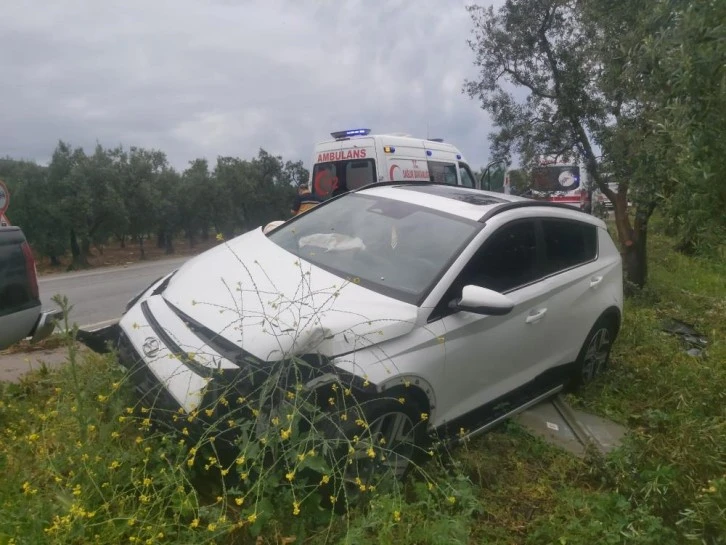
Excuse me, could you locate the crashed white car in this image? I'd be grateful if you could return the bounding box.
[103,183,623,475]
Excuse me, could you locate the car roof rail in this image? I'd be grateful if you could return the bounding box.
[478,200,591,223]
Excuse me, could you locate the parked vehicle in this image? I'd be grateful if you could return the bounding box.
[482,158,591,211]
[308,128,479,199]
[81,183,623,478]
[0,226,61,350]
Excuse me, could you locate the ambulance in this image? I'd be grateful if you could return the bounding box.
[308,128,479,199]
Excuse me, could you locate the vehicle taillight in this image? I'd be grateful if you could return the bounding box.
[21,241,39,300]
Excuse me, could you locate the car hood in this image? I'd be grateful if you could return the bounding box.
[160,227,418,361]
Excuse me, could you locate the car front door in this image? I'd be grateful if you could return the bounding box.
[429,219,555,428]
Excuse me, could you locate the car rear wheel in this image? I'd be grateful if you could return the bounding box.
[573,316,617,388]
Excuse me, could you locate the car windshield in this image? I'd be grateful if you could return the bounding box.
[268,193,480,304]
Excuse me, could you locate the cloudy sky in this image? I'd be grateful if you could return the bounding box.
[1,0,503,171]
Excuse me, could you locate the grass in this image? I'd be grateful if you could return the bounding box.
[1,228,724,544]
[0,334,66,356]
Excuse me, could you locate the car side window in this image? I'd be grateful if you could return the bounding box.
[469,220,540,293]
[428,220,540,321]
[541,219,597,275]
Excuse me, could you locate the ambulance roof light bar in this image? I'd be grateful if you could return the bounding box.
[331,128,371,140]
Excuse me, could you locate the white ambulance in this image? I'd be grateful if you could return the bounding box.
[308,129,479,199]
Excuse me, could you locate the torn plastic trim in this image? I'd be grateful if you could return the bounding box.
[163,297,261,368]
[140,300,216,379]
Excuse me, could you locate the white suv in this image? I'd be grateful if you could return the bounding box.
[108,183,623,477]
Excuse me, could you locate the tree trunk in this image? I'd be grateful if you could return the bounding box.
[82,237,94,258]
[119,235,126,249]
[164,233,175,255]
[137,235,146,260]
[69,229,89,270]
[612,195,656,290]
[50,255,61,267]
[201,227,209,241]
[157,229,165,249]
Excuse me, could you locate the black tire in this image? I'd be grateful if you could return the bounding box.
[320,395,429,507]
[571,315,617,389]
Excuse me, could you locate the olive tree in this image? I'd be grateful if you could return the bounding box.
[464,0,659,287]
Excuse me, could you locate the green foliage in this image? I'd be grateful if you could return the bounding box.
[0,142,302,267]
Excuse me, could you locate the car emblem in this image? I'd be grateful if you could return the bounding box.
[142,337,161,358]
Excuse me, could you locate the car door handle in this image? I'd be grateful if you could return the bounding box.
[589,276,604,288]
[525,308,548,324]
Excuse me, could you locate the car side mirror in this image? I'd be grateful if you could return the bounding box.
[448,285,514,316]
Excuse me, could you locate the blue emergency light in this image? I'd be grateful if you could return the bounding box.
[331,128,371,139]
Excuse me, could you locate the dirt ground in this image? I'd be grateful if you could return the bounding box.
[35,237,221,276]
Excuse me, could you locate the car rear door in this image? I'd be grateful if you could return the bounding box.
[528,217,608,371]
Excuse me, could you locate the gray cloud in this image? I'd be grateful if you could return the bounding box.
[1,0,502,171]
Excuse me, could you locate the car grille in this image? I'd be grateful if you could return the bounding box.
[117,331,181,415]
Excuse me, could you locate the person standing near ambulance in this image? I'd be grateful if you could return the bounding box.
[290,181,322,216]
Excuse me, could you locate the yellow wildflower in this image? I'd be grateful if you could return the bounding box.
[235,497,244,506]
[286,471,295,482]
[393,511,401,522]
[293,502,300,516]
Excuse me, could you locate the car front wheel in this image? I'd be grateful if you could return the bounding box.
[323,395,429,495]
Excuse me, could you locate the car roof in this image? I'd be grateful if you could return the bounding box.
[355,183,605,227]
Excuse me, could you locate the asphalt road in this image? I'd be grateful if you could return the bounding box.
[39,257,189,329]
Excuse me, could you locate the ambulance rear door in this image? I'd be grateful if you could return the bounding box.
[311,137,378,199]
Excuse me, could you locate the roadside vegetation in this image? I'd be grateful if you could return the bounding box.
[1,225,723,545]
[0,147,303,271]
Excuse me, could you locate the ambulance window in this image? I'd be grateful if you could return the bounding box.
[458,163,476,188]
[428,161,458,186]
[346,159,376,190]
